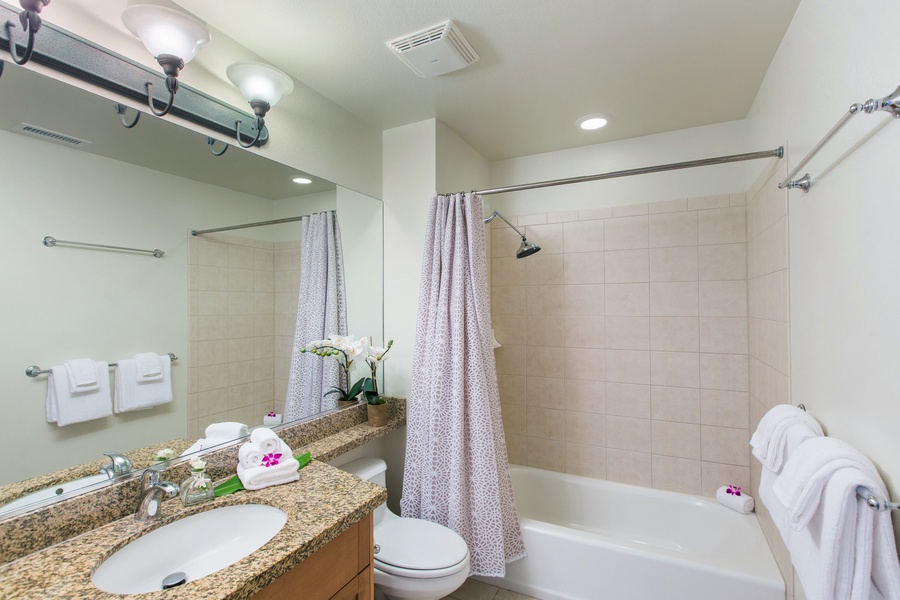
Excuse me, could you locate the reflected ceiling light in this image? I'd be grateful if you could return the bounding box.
[577,114,609,130]
[122,4,211,117]
[226,61,294,149]
[292,177,312,184]
[3,0,51,65]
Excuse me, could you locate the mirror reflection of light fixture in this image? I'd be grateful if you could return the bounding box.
[226,61,294,148]
[3,0,50,65]
[121,4,210,118]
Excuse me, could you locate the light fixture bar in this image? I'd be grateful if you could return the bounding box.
[0,1,267,145]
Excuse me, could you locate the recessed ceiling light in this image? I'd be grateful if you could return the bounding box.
[577,114,608,130]
[292,177,312,184]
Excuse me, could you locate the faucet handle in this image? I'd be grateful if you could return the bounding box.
[141,464,167,490]
[100,452,133,478]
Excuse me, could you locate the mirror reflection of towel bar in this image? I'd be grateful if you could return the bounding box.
[25,353,178,378]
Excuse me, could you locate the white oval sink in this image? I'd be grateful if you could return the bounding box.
[0,473,111,515]
[92,504,287,594]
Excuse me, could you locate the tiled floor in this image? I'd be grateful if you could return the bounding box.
[440,578,543,600]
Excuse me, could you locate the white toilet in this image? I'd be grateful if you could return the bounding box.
[340,457,470,600]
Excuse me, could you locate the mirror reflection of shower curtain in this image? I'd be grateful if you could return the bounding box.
[285,211,347,420]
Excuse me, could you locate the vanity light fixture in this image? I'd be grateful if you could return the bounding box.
[226,61,294,148]
[3,0,50,65]
[121,4,211,118]
[576,114,609,130]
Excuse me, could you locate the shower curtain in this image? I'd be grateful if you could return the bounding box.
[401,192,526,577]
[284,211,347,420]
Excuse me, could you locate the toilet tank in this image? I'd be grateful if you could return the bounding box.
[339,457,387,488]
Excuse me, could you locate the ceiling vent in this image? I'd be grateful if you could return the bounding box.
[387,20,479,78]
[12,123,91,147]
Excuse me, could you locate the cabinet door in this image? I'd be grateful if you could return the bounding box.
[330,570,372,600]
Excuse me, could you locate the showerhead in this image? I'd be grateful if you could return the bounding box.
[516,238,541,259]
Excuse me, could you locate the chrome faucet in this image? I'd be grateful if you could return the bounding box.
[100,451,133,478]
[136,464,179,522]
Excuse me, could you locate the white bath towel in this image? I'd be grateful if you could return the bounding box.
[236,450,300,491]
[46,364,112,426]
[716,486,754,513]
[773,437,883,532]
[64,358,101,393]
[134,352,164,381]
[179,422,251,456]
[250,427,292,457]
[750,404,823,472]
[238,442,263,469]
[113,355,172,413]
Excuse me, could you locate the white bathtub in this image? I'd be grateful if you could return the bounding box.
[477,466,784,600]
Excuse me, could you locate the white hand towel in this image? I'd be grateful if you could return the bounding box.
[237,456,300,490]
[205,422,250,440]
[134,352,164,381]
[250,427,292,457]
[113,356,173,413]
[750,404,823,472]
[64,358,100,393]
[238,442,263,469]
[773,437,883,532]
[45,364,112,426]
[716,486,754,513]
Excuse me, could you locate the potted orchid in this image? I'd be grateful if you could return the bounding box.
[364,339,393,426]
[300,334,368,403]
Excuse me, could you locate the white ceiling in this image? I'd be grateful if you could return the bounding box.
[174,0,801,162]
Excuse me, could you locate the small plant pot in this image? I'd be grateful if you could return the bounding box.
[367,402,389,427]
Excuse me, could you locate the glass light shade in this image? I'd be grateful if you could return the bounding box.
[227,61,295,107]
[122,5,211,64]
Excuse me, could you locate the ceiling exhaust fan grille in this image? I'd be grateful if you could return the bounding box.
[391,24,447,52]
[13,123,91,147]
[387,20,479,78]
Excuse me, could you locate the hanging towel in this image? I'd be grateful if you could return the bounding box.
[63,358,101,393]
[113,354,172,413]
[134,352,164,381]
[46,363,112,426]
[750,404,823,472]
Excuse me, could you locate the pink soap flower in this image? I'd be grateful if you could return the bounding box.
[726,485,742,496]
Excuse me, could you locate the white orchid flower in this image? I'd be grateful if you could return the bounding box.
[190,458,207,471]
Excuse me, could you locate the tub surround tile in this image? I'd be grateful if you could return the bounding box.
[605,249,650,283]
[526,437,566,472]
[605,383,651,418]
[606,416,651,452]
[651,420,701,459]
[564,412,606,447]
[605,283,649,316]
[652,455,701,495]
[606,449,652,487]
[565,444,607,479]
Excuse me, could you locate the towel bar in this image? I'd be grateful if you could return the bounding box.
[25,353,178,378]
[857,487,900,512]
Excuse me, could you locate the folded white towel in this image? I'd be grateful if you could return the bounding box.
[716,486,754,513]
[64,358,100,393]
[750,404,823,472]
[205,422,250,440]
[134,352,163,381]
[237,455,300,490]
[239,442,263,469]
[113,356,172,413]
[773,437,883,532]
[46,364,112,426]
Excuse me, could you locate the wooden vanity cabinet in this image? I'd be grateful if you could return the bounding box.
[252,512,374,600]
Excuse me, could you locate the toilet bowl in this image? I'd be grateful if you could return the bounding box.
[340,458,470,600]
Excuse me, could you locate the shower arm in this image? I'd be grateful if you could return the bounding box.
[484,211,527,240]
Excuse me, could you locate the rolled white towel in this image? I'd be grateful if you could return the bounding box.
[251,427,291,457]
[263,413,283,426]
[237,456,300,491]
[205,422,250,440]
[64,358,101,393]
[717,485,754,514]
[238,442,263,469]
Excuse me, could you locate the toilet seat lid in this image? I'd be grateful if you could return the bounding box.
[374,518,469,572]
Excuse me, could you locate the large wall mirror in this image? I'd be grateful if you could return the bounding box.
[0,60,383,515]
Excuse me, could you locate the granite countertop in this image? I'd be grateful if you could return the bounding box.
[0,460,386,600]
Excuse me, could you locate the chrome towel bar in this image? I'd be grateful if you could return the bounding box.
[25,353,178,378]
[42,236,164,258]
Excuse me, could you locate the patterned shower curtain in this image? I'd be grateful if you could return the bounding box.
[401,192,526,577]
[284,211,347,420]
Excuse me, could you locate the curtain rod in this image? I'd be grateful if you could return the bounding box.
[191,210,335,236]
[451,147,784,197]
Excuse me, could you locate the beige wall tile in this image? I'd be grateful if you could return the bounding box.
[565,411,606,446]
[198,315,227,341]
[566,444,607,479]
[198,239,229,267]
[700,353,749,392]
[199,266,229,291]
[497,374,526,405]
[648,198,687,214]
[699,281,748,317]
[527,316,566,347]
[606,349,650,384]
[494,345,526,376]
[652,455,701,494]
[528,407,565,440]
[493,315,526,346]
[605,317,650,350]
[700,389,749,428]
[492,286,527,316]
[651,385,700,423]
[526,376,565,409]
[651,420,701,459]
[505,434,526,465]
[199,291,228,315]
[525,253,565,285]
[606,382,651,418]
[607,449,652,486]
[526,437,565,472]
[563,252,605,284]
[649,211,698,248]
[565,379,606,413]
[700,462,750,498]
[526,285,565,316]
[650,351,700,388]
[699,244,747,281]
[198,340,228,366]
[649,282,699,317]
[701,425,750,466]
[526,345,566,378]
[548,210,579,223]
[605,283,650,316]
[518,213,547,226]
[563,284,604,316]
[501,404,526,436]
[579,207,612,221]
[698,207,747,245]
[700,317,748,354]
[650,246,698,282]
[564,348,605,381]
[688,194,730,211]
[612,203,649,217]
[650,317,699,352]
[228,244,255,269]
[492,257,525,287]
[563,220,604,253]
[605,249,649,283]
[606,416,652,451]
[605,216,649,250]
[229,269,255,293]
[491,226,521,258]
[565,315,605,348]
